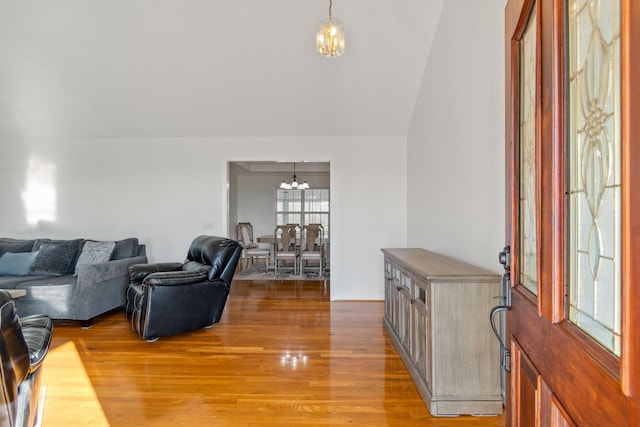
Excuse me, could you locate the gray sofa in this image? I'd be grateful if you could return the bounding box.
[0,237,147,327]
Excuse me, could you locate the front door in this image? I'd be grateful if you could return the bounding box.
[504,0,639,425]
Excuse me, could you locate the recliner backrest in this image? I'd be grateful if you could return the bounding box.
[184,236,242,284]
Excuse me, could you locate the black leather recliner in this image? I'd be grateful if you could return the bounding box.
[0,290,53,427]
[124,236,242,342]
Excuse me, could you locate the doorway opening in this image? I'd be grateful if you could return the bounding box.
[227,161,331,281]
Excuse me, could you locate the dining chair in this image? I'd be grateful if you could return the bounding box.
[236,222,270,270]
[300,224,324,276]
[274,224,300,276]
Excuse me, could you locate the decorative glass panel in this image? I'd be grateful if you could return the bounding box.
[519,4,538,295]
[567,0,621,355]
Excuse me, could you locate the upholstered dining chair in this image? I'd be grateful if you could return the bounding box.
[125,236,242,342]
[300,224,324,276]
[236,222,270,270]
[274,224,300,277]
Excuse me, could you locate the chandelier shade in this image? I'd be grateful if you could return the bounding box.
[279,163,309,190]
[316,0,345,58]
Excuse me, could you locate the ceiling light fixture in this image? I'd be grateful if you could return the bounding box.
[316,0,345,58]
[279,163,310,190]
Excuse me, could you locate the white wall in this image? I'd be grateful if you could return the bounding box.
[407,0,505,273]
[0,136,407,300]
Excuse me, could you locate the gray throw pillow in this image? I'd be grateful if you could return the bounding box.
[75,241,116,275]
[0,251,40,276]
[110,238,139,260]
[30,241,81,276]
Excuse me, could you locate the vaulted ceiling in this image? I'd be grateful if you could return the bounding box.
[0,0,444,138]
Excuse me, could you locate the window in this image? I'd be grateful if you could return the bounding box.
[276,189,330,238]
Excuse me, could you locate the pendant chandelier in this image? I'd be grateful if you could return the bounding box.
[279,163,310,190]
[316,0,345,58]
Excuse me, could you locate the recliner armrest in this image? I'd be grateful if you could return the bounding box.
[128,262,183,283]
[143,270,209,287]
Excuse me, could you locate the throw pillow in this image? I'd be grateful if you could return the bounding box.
[75,241,116,275]
[110,238,139,260]
[0,251,40,276]
[30,241,81,276]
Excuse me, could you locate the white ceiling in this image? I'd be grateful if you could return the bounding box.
[0,0,444,138]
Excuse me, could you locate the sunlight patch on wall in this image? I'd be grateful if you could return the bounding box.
[21,157,57,226]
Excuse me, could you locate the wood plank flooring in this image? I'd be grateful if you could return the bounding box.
[42,280,505,426]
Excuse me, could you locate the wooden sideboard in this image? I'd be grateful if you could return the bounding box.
[382,248,503,416]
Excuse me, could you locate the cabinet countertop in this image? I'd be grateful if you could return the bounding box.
[381,248,500,283]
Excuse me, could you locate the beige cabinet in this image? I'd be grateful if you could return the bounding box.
[382,248,502,416]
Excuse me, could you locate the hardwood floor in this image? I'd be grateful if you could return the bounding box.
[42,280,505,426]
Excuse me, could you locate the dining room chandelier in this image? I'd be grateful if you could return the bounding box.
[279,163,310,190]
[316,0,345,58]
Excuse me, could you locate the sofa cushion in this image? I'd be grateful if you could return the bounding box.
[111,238,139,260]
[30,241,82,276]
[74,241,116,275]
[0,275,52,288]
[0,251,40,276]
[0,238,35,257]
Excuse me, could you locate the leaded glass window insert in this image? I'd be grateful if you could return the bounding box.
[519,3,538,295]
[567,0,621,356]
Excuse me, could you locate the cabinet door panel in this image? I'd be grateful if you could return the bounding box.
[398,286,412,351]
[412,278,431,389]
[412,304,430,389]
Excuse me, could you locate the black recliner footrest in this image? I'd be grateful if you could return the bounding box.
[21,325,53,371]
[20,314,53,332]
